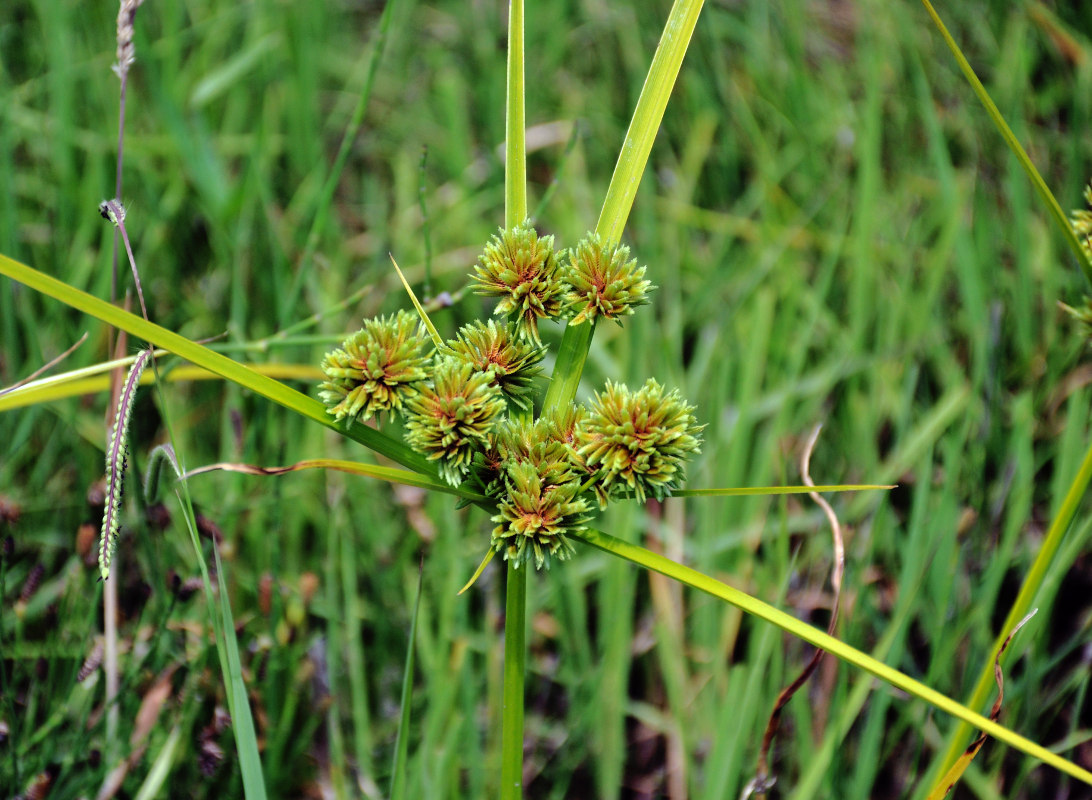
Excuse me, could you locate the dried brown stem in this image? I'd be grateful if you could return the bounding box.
[746,425,845,799]
[0,333,88,397]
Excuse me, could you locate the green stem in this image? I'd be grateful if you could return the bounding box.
[934,435,1092,777]
[505,0,526,228]
[500,3,528,794]
[500,562,527,799]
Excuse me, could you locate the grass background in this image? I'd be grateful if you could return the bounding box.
[3,0,1092,797]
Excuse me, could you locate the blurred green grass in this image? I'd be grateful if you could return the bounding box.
[3,0,1092,797]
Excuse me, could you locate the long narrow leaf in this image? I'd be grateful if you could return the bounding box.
[0,362,323,413]
[183,457,485,501]
[545,0,704,412]
[390,561,425,800]
[213,543,268,798]
[0,253,435,476]
[572,526,1092,786]
[935,435,1092,777]
[919,0,1092,287]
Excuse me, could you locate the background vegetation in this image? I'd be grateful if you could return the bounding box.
[3,0,1092,797]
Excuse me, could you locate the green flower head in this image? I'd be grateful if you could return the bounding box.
[441,320,545,411]
[403,359,507,486]
[1064,183,1092,340]
[493,415,580,490]
[471,220,564,344]
[1072,182,1092,259]
[319,310,431,423]
[490,461,588,570]
[578,379,703,507]
[562,233,653,326]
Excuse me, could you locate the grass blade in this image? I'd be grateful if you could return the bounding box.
[212,543,268,798]
[572,526,1092,787]
[933,435,1092,779]
[0,252,436,475]
[184,457,486,501]
[919,0,1092,287]
[390,560,425,800]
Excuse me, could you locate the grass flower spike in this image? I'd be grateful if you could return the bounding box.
[562,233,653,326]
[578,378,703,507]
[491,461,588,570]
[319,310,431,423]
[442,320,545,411]
[99,347,152,580]
[471,220,564,344]
[403,359,507,486]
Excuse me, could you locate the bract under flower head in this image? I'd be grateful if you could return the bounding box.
[403,359,506,486]
[578,378,703,507]
[441,320,544,411]
[319,310,430,423]
[471,220,564,344]
[562,233,653,326]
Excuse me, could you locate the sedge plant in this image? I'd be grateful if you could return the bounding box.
[5,0,1092,797]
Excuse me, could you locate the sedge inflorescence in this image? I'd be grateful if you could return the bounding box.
[1062,182,1092,332]
[319,221,703,569]
[319,310,430,422]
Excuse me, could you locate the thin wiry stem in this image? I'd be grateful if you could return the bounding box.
[0,333,87,397]
[110,0,143,305]
[748,426,845,800]
[104,0,144,759]
[100,199,148,322]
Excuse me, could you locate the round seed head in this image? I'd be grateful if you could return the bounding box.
[493,415,581,489]
[403,359,507,486]
[319,310,431,423]
[471,221,564,344]
[490,461,588,570]
[562,233,653,326]
[441,320,545,411]
[578,379,703,507]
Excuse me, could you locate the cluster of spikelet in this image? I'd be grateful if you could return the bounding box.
[1062,183,1092,330]
[319,221,703,569]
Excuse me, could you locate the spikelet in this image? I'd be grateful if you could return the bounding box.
[99,348,152,581]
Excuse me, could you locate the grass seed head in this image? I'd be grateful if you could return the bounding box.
[1063,182,1092,336]
[490,461,587,570]
[493,414,581,490]
[441,319,545,411]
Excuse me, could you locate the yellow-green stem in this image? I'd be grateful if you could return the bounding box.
[501,1,529,796]
[504,0,526,228]
[500,562,527,799]
[919,0,1092,289]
